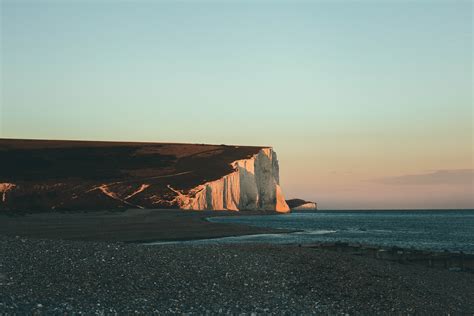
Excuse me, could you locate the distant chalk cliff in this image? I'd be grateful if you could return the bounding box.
[286,199,317,211]
[0,139,289,213]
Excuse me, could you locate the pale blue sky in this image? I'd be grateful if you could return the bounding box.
[1,0,472,209]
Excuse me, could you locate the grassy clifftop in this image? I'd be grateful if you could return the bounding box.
[0,139,266,212]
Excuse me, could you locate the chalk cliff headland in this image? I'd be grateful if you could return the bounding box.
[286,199,318,211]
[0,139,289,212]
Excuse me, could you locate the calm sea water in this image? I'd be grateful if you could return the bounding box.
[184,210,474,253]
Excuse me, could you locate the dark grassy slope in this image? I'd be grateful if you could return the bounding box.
[0,139,265,212]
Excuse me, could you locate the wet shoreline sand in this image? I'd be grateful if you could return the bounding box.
[0,209,291,243]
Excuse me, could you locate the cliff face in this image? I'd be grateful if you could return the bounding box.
[0,139,289,213]
[169,148,289,212]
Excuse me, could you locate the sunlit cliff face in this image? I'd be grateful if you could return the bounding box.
[172,148,290,212]
[0,140,290,212]
[0,183,16,202]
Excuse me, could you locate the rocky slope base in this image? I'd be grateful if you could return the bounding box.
[0,139,289,212]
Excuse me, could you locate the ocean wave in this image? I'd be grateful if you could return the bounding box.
[295,230,337,235]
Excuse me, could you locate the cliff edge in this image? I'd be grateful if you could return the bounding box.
[0,139,290,213]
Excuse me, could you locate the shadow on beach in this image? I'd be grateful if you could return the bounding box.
[0,208,289,242]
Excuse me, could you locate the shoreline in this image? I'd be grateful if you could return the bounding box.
[1,209,471,257]
[142,230,474,273]
[2,208,472,274]
[0,209,291,243]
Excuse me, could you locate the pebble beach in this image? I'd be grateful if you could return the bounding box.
[1,235,473,314]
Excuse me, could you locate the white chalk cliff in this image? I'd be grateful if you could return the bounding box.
[0,139,291,213]
[291,202,317,211]
[0,183,16,203]
[168,148,290,212]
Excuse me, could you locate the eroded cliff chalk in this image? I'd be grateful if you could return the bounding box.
[0,183,16,202]
[0,139,290,212]
[171,148,290,212]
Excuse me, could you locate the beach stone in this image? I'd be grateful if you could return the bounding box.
[0,236,473,314]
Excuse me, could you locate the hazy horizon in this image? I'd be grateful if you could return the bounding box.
[1,0,472,209]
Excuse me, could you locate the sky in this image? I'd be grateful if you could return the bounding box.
[1,0,472,209]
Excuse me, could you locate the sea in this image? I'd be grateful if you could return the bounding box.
[163,210,474,253]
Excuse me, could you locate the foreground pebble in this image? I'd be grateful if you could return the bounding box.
[0,236,473,314]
